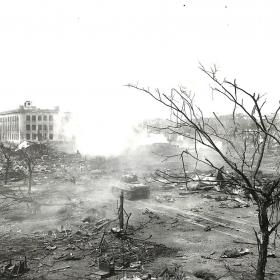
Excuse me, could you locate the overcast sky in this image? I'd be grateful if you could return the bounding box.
[0,0,279,154]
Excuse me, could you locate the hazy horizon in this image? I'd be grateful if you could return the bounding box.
[0,0,279,155]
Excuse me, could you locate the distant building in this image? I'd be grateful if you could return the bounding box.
[0,101,69,143]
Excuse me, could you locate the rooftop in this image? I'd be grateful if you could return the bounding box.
[0,101,59,116]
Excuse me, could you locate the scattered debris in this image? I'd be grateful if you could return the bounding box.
[267,251,277,258]
[201,251,216,260]
[155,195,175,203]
[90,268,112,279]
[221,248,250,258]
[233,240,257,245]
[219,201,249,209]
[82,216,96,223]
[130,261,142,269]
[46,245,57,251]
[0,257,29,277]
[204,225,212,232]
[179,191,199,195]
[49,265,71,273]
[215,196,228,202]
[193,269,217,280]
[233,197,250,207]
[61,252,82,261]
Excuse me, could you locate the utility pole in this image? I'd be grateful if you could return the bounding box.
[119,191,124,230]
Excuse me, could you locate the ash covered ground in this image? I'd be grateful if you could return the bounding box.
[0,144,280,280]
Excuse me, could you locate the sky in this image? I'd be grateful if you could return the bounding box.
[0,0,279,155]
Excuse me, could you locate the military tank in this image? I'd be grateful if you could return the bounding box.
[112,174,150,200]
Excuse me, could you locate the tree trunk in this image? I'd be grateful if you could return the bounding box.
[181,153,188,189]
[4,163,9,185]
[119,191,124,230]
[255,205,269,280]
[28,170,32,194]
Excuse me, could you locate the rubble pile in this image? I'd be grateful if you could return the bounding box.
[0,217,177,279]
[0,257,29,279]
[149,168,257,207]
[0,145,271,279]
[0,149,87,186]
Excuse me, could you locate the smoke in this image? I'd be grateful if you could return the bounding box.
[63,114,167,156]
[60,92,170,156]
[74,119,169,156]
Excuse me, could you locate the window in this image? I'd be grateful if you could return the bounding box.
[26,124,30,130]
[43,124,47,130]
[38,133,42,141]
[49,134,53,140]
[38,125,42,130]
[38,115,42,121]
[49,125,53,131]
[26,115,30,121]
[32,133,36,140]
[26,133,30,140]
[43,115,47,121]
[32,125,36,130]
[32,115,36,121]
[49,115,53,121]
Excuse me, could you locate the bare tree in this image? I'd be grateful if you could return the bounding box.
[127,65,280,280]
[16,142,47,194]
[0,143,15,184]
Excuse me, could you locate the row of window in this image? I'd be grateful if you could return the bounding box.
[26,124,53,131]
[0,123,19,131]
[0,116,19,122]
[26,115,53,121]
[0,133,19,140]
[26,133,54,140]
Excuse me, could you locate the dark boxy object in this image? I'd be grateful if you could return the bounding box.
[112,183,150,200]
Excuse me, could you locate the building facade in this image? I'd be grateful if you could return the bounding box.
[0,101,60,143]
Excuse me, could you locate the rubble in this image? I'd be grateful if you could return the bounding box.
[267,251,277,258]
[0,149,275,279]
[45,245,57,251]
[204,225,212,232]
[130,261,142,269]
[0,213,176,278]
[193,269,217,280]
[49,265,71,273]
[0,257,29,278]
[90,268,112,279]
[155,195,175,203]
[218,201,249,209]
[221,248,250,258]
[56,252,82,261]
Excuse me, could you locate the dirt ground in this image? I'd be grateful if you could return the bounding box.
[1,159,280,280]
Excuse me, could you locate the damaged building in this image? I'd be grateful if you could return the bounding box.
[0,101,74,147]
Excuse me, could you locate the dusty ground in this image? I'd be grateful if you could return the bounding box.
[0,158,280,280]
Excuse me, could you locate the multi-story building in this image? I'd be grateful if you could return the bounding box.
[0,101,60,143]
